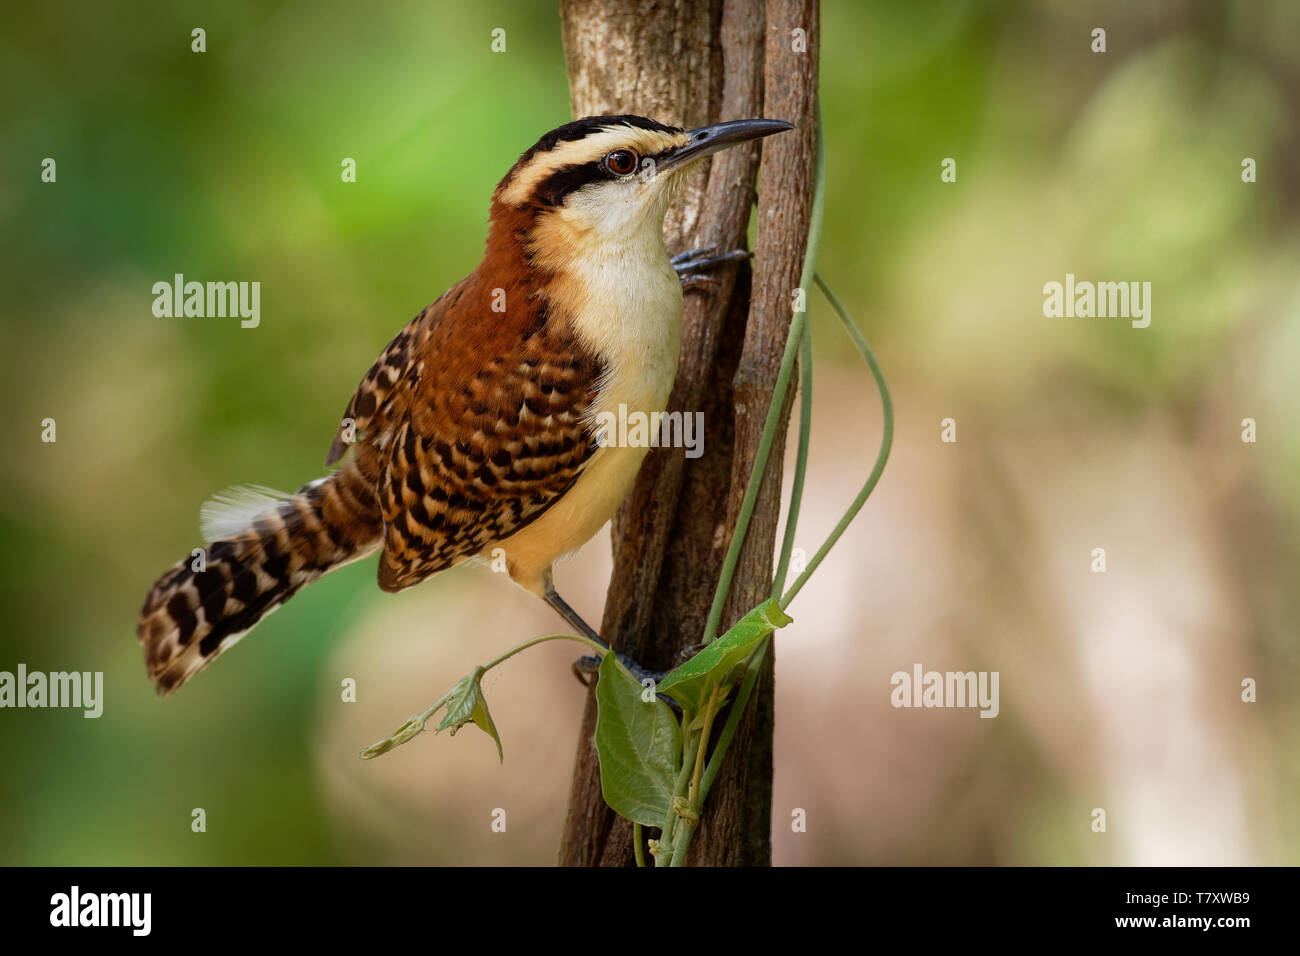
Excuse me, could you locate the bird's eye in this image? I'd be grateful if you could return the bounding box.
[604,149,639,176]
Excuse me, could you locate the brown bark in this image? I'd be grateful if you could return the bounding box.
[557,0,818,867]
[686,0,819,865]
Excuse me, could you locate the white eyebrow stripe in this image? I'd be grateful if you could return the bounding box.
[499,126,689,206]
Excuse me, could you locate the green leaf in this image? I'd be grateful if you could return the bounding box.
[657,599,793,713]
[594,653,681,827]
[359,711,432,759]
[435,666,503,762]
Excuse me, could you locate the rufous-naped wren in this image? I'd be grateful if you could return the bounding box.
[138,114,793,695]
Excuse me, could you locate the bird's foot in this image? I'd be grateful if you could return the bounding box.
[671,244,750,288]
[572,651,664,686]
[542,581,680,711]
[571,652,681,713]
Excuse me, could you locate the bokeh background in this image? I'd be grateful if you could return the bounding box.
[1,0,1296,865]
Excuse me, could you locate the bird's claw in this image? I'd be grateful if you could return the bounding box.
[571,652,681,713]
[671,245,751,288]
[679,275,720,292]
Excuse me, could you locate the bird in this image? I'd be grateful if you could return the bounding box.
[137,113,794,696]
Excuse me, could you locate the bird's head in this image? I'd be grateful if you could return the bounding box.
[490,114,793,264]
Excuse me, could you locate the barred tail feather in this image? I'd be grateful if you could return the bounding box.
[137,463,382,696]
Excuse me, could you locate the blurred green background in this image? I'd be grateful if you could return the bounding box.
[1,0,1297,865]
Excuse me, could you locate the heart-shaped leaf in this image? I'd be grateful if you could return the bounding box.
[594,653,681,827]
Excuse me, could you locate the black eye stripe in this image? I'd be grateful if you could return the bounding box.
[529,148,650,209]
[531,160,604,208]
[500,115,688,207]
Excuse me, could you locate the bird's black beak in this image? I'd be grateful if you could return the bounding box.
[656,118,795,174]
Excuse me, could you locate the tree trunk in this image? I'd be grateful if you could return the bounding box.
[557,0,818,867]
